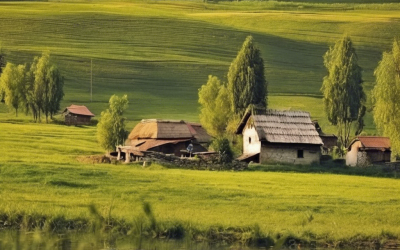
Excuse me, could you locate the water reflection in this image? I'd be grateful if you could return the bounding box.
[0,230,259,250]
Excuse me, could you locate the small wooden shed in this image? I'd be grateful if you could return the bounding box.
[346,136,391,167]
[236,109,323,165]
[313,120,338,153]
[63,105,95,126]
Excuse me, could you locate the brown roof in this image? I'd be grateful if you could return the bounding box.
[130,139,190,151]
[128,119,210,141]
[64,105,95,117]
[349,136,391,150]
[236,109,323,145]
[187,123,212,143]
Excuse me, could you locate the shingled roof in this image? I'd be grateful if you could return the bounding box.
[63,105,95,117]
[236,109,323,145]
[348,136,391,151]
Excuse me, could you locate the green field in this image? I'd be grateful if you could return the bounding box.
[0,119,400,246]
[1,1,400,132]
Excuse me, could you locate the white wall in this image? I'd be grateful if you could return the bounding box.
[346,141,361,166]
[242,122,261,155]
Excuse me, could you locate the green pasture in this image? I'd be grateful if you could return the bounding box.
[0,1,399,133]
[0,119,400,243]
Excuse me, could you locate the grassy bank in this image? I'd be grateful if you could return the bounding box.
[1,1,400,133]
[0,119,399,247]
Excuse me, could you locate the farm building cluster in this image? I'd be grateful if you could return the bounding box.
[62,104,392,167]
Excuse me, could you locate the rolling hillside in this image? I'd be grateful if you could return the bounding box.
[1,1,400,132]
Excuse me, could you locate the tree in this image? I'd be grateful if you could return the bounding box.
[97,94,129,152]
[227,35,268,116]
[210,137,234,163]
[0,63,26,116]
[32,52,64,122]
[198,75,231,137]
[372,39,400,158]
[321,35,366,149]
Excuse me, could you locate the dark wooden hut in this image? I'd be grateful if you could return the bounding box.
[63,105,95,125]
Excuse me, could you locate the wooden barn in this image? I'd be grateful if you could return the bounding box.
[313,120,338,153]
[346,136,391,167]
[63,105,95,125]
[236,109,323,165]
[126,119,211,157]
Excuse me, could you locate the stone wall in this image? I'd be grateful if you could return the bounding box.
[141,151,248,171]
[260,143,321,165]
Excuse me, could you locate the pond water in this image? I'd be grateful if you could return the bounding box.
[1,230,390,250]
[0,230,315,250]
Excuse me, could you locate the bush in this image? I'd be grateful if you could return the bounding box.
[210,137,234,163]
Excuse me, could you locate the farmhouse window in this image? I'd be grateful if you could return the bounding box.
[297,150,304,158]
[249,137,252,144]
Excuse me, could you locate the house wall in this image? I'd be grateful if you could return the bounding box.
[242,121,261,155]
[260,143,321,165]
[65,114,91,126]
[346,141,361,166]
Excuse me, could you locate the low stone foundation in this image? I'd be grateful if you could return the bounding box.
[140,151,248,171]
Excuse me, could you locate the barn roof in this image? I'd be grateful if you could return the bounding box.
[130,138,190,151]
[348,136,391,151]
[236,109,323,145]
[187,123,211,143]
[128,119,210,141]
[64,105,95,117]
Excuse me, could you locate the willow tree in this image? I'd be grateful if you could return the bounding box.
[372,39,400,157]
[321,35,365,149]
[198,75,231,137]
[97,94,129,152]
[227,36,268,117]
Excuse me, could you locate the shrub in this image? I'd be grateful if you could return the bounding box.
[210,137,234,163]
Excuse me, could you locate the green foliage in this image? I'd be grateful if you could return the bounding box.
[210,137,234,163]
[97,94,129,152]
[321,35,366,148]
[31,52,64,122]
[372,39,400,158]
[0,52,64,122]
[198,75,232,137]
[0,62,26,116]
[227,36,268,116]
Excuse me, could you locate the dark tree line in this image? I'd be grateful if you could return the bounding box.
[0,52,64,122]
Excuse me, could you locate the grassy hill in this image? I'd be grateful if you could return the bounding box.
[1,1,400,132]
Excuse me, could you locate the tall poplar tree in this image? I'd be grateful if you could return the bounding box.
[227,36,268,116]
[372,39,400,158]
[321,35,365,149]
[33,52,64,122]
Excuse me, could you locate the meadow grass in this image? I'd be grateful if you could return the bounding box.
[1,1,400,246]
[0,1,399,134]
[0,118,399,246]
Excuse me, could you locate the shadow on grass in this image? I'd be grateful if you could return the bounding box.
[247,160,399,179]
